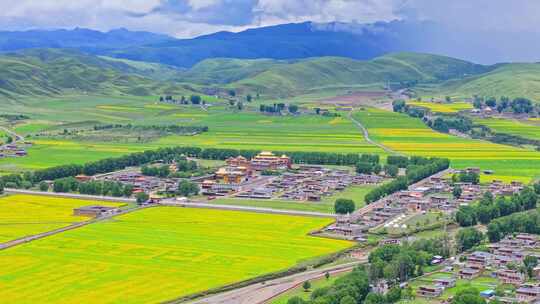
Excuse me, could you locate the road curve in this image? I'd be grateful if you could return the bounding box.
[185,261,364,304]
[347,111,404,156]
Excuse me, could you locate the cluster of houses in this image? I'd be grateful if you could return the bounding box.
[92,170,178,195]
[448,234,540,303]
[413,234,540,302]
[0,141,31,158]
[235,166,381,201]
[329,168,525,240]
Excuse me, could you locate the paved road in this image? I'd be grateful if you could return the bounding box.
[161,200,337,218]
[5,188,136,203]
[348,111,403,156]
[185,261,365,304]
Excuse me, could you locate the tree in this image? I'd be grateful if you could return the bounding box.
[246,94,252,102]
[384,164,399,177]
[288,104,299,113]
[39,181,49,192]
[340,295,356,304]
[228,89,236,97]
[456,228,484,252]
[334,199,355,214]
[365,292,385,304]
[451,287,486,304]
[302,280,311,292]
[178,180,200,197]
[0,181,4,195]
[386,286,402,303]
[287,297,306,304]
[356,161,374,174]
[190,95,201,105]
[453,185,462,198]
[524,255,538,278]
[136,192,149,204]
[324,272,330,280]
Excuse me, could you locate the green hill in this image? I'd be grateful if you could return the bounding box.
[436,63,540,100]
[225,53,491,96]
[0,49,184,98]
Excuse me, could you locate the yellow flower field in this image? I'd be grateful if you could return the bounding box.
[354,108,540,183]
[0,194,124,243]
[408,101,473,113]
[0,207,353,303]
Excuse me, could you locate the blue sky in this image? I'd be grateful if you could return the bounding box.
[2,0,539,38]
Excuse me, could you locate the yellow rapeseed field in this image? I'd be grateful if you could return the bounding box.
[0,207,353,303]
[408,101,473,113]
[0,194,123,243]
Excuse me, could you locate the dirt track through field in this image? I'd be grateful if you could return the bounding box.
[347,111,403,156]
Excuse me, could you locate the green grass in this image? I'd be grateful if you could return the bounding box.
[354,108,540,183]
[407,101,472,113]
[473,117,540,141]
[0,207,353,303]
[209,185,376,214]
[270,272,348,304]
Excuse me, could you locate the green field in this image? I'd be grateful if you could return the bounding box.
[354,108,540,183]
[0,207,353,303]
[473,117,540,141]
[0,194,124,243]
[0,95,384,172]
[209,185,376,213]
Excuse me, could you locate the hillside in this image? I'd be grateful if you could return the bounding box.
[0,49,183,98]
[435,63,540,100]
[186,53,491,96]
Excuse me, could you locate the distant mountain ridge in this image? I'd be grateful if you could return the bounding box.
[0,28,174,53]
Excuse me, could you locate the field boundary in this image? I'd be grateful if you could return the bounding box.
[0,203,148,251]
[5,188,136,203]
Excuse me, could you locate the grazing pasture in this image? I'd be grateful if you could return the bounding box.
[0,194,123,243]
[473,117,540,141]
[354,108,540,183]
[407,101,473,113]
[0,207,352,304]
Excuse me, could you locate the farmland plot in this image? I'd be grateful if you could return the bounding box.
[0,194,123,243]
[354,108,540,182]
[0,207,352,304]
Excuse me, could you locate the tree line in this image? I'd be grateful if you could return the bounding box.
[259,103,298,114]
[51,177,133,197]
[365,157,450,203]
[487,209,540,243]
[0,147,376,189]
[455,187,538,227]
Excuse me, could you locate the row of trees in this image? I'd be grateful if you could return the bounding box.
[259,103,299,114]
[428,115,473,133]
[473,96,536,114]
[487,209,540,243]
[1,147,377,190]
[51,177,133,197]
[452,171,480,184]
[365,157,449,203]
[455,187,538,227]
[159,95,205,105]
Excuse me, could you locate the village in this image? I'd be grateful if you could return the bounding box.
[326,167,525,241]
[407,233,540,303]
